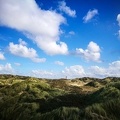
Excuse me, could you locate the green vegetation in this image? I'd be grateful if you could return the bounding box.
[0,74,120,120]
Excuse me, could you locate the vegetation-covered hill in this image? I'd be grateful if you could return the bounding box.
[0,74,120,120]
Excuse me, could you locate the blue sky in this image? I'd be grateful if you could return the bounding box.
[0,0,120,78]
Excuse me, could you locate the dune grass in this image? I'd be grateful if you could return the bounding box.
[0,74,120,120]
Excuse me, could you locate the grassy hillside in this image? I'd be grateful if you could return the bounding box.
[0,74,120,120]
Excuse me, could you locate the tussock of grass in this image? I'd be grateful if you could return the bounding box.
[39,107,80,120]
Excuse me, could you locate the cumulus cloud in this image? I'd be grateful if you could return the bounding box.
[0,63,14,74]
[88,66,107,78]
[118,30,120,38]
[32,70,54,78]
[58,1,76,17]
[62,61,120,78]
[14,63,21,66]
[117,14,120,39]
[0,0,68,55]
[55,61,64,66]
[0,52,5,60]
[26,60,120,78]
[87,60,120,78]
[108,61,120,76]
[8,39,46,63]
[69,31,75,35]
[0,61,120,78]
[76,41,101,62]
[19,39,27,46]
[83,9,98,23]
[62,65,85,78]
[31,65,85,79]
[117,14,120,26]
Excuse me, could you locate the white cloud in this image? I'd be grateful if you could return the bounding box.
[108,61,120,77]
[64,61,120,78]
[87,60,120,78]
[116,14,120,39]
[76,41,101,62]
[58,1,76,17]
[8,39,46,63]
[62,65,85,78]
[0,52,5,60]
[19,38,27,46]
[69,31,75,35]
[118,30,120,38]
[35,37,68,55]
[88,66,107,78]
[117,14,120,26]
[31,65,85,79]
[83,9,98,23]
[0,61,119,78]
[109,60,120,68]
[0,63,14,74]
[30,60,120,79]
[14,63,21,66]
[0,0,68,55]
[32,70,54,78]
[55,61,64,66]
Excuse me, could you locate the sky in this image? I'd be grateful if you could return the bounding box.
[0,0,120,79]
